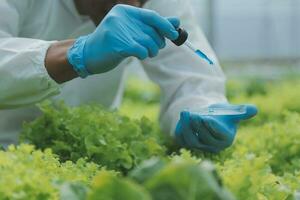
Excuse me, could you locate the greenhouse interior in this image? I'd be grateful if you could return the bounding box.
[0,0,300,199]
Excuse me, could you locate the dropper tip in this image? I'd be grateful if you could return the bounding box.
[195,50,214,66]
[208,59,214,65]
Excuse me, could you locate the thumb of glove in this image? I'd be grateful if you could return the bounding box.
[175,111,201,148]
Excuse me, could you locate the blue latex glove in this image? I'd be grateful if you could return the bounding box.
[175,104,258,153]
[67,4,180,78]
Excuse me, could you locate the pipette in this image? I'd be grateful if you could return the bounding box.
[171,28,214,65]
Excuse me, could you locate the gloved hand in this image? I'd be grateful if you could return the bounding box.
[67,4,180,78]
[175,104,258,153]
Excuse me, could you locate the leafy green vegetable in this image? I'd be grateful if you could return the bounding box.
[21,102,165,174]
[123,78,160,104]
[130,150,234,200]
[130,158,167,184]
[87,171,151,200]
[233,112,300,175]
[0,144,99,200]
[10,77,300,200]
[59,182,89,200]
[226,78,270,100]
[213,112,300,199]
[144,160,234,200]
[230,80,300,125]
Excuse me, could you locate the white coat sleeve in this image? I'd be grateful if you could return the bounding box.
[0,0,59,109]
[142,0,228,136]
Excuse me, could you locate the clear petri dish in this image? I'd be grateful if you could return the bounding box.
[192,106,247,116]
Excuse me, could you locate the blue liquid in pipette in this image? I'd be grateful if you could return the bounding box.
[195,50,214,65]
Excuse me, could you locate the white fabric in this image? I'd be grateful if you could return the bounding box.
[0,0,227,146]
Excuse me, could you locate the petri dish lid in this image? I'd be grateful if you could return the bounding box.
[191,106,247,116]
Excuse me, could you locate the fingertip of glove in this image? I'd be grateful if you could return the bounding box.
[167,17,181,28]
[170,30,179,41]
[240,104,258,120]
[244,104,258,118]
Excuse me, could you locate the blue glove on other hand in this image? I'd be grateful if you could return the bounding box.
[175,104,258,153]
[67,4,180,78]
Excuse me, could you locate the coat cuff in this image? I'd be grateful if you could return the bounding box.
[0,40,60,108]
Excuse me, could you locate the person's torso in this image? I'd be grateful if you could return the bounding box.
[19,0,128,108]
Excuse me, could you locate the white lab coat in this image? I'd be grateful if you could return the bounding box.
[0,0,227,146]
